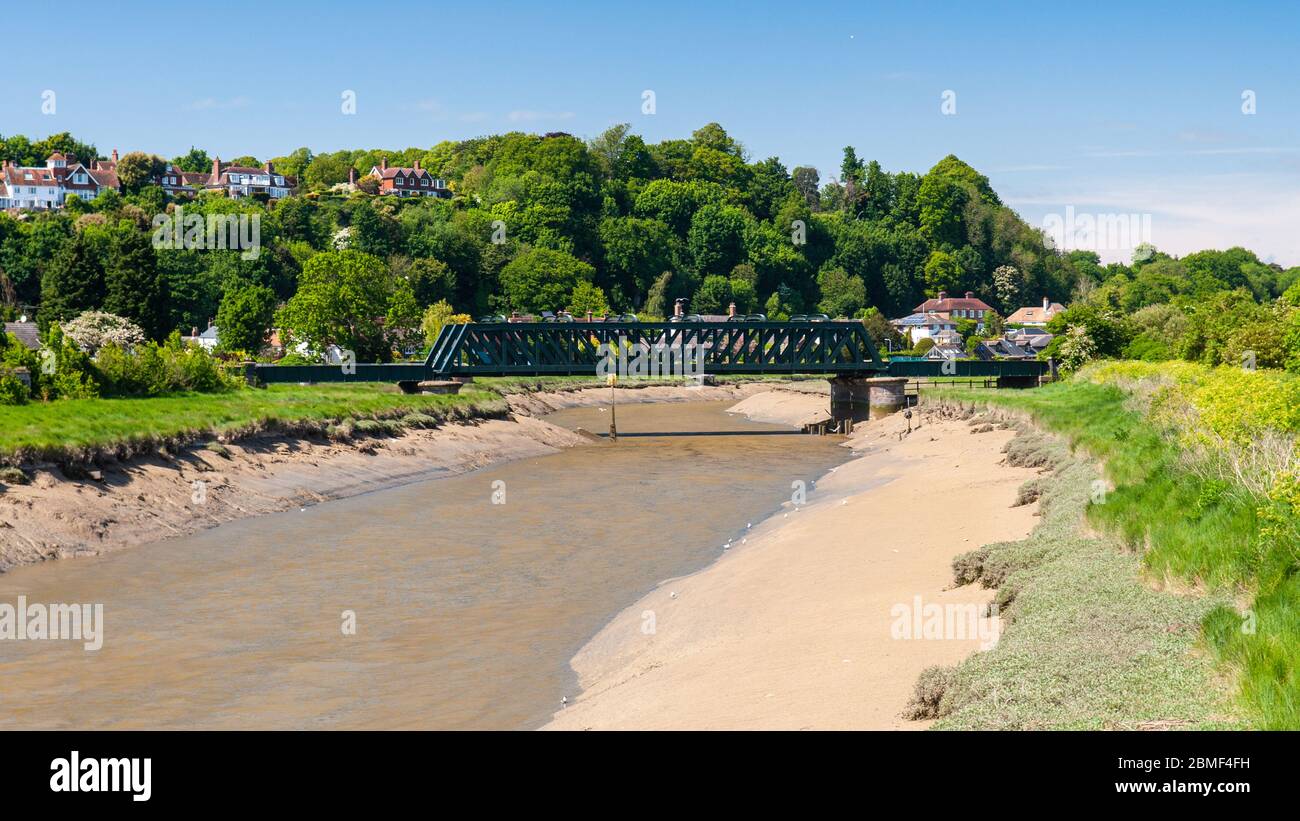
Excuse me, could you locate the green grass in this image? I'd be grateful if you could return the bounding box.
[0,384,503,464]
[929,379,1298,728]
[920,416,1239,728]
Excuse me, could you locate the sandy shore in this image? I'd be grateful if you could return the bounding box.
[544,395,1041,730]
[0,382,771,572]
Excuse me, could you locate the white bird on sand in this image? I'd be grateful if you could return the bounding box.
[670,591,678,599]
[561,696,568,708]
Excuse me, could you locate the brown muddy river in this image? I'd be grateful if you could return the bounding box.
[0,400,850,729]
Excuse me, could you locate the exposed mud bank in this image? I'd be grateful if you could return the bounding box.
[0,382,815,573]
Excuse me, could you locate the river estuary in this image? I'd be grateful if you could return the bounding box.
[0,400,851,729]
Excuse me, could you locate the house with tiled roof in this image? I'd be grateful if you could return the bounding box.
[0,152,119,210]
[200,157,295,199]
[367,157,450,199]
[914,291,996,323]
[1006,297,1066,327]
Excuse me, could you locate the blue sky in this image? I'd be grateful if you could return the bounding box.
[4,0,1298,264]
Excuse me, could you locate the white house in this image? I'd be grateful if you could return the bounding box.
[890,312,958,345]
[0,152,118,210]
[202,158,295,199]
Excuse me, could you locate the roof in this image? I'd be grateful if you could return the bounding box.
[891,311,956,327]
[1006,303,1066,324]
[370,164,444,184]
[914,292,995,313]
[979,338,1036,359]
[3,321,41,350]
[925,343,966,360]
[3,164,60,187]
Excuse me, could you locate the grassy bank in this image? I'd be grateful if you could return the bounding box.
[0,374,803,466]
[911,406,1239,728]
[925,363,1300,729]
[0,384,504,465]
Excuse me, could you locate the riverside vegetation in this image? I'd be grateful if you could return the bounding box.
[912,361,1300,729]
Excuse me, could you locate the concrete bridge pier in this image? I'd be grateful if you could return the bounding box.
[829,376,909,431]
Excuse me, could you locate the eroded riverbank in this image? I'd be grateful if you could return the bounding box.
[0,382,774,572]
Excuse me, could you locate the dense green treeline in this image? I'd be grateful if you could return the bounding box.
[3,124,1299,367]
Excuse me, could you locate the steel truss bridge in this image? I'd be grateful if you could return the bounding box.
[249,320,1050,384]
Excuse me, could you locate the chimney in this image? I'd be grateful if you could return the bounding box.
[413,159,421,170]
[380,156,388,172]
[263,161,275,174]
[965,291,974,299]
[212,157,221,179]
[1043,296,1050,311]
[937,291,948,301]
[112,149,118,163]
[191,326,198,338]
[348,167,356,185]
[728,301,737,317]
[674,298,686,318]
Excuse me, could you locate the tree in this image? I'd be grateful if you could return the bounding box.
[693,275,734,315]
[923,250,963,296]
[421,300,471,347]
[857,306,903,349]
[385,279,424,356]
[104,223,167,339]
[791,166,820,210]
[215,282,277,354]
[116,152,165,194]
[816,266,867,317]
[687,203,749,276]
[568,281,610,316]
[61,311,145,355]
[1057,325,1097,373]
[350,202,399,258]
[40,232,105,327]
[277,250,393,362]
[402,257,456,307]
[599,216,679,307]
[498,247,594,314]
[992,265,1022,313]
[173,147,211,173]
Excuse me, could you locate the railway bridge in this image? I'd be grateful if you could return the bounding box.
[249,319,1052,426]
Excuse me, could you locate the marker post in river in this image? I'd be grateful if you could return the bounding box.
[608,373,618,441]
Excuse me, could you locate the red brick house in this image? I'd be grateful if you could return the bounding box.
[914,291,996,322]
[367,157,450,199]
